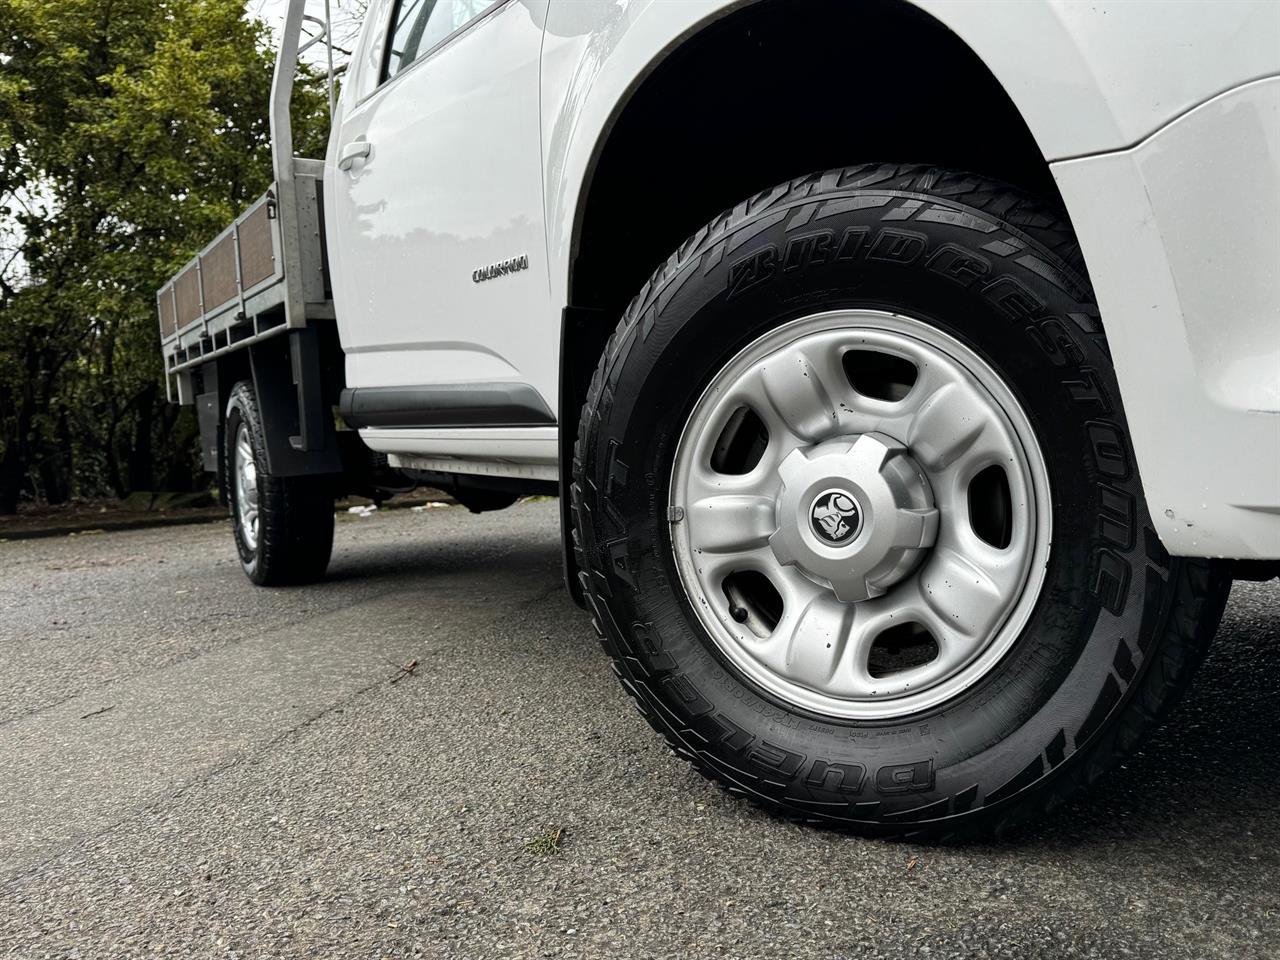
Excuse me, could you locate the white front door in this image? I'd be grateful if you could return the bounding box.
[329,0,555,427]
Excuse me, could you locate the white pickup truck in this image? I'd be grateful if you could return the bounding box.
[158,0,1280,839]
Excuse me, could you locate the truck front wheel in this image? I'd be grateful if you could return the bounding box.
[225,381,335,586]
[571,164,1231,838]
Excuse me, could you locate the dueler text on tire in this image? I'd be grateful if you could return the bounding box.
[571,164,1230,840]
[225,381,335,587]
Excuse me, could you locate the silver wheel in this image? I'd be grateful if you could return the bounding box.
[669,309,1051,720]
[233,422,260,552]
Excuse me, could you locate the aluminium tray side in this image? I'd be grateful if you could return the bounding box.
[156,171,331,400]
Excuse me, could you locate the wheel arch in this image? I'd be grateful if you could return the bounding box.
[554,0,1087,317]
[549,0,1105,596]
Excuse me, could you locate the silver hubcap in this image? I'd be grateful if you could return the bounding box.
[669,310,1051,720]
[233,422,260,552]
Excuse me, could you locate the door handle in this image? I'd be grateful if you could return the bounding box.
[338,140,371,171]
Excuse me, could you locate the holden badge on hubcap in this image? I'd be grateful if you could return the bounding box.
[809,490,861,544]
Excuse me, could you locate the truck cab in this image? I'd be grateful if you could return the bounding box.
[330,0,558,485]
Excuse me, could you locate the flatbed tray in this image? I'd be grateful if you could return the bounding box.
[156,160,332,393]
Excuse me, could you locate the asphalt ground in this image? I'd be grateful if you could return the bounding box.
[0,500,1276,959]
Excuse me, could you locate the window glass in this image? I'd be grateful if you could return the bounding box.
[383,0,500,81]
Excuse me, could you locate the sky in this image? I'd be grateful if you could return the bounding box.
[250,0,368,55]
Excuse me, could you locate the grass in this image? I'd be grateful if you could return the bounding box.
[524,826,565,856]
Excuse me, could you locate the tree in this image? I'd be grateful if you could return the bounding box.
[0,0,329,512]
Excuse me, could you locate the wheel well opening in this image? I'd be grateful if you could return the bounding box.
[568,0,1063,327]
[559,0,1071,599]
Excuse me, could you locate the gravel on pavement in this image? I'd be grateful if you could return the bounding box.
[1,500,1276,959]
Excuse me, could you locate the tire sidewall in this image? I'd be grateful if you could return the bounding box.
[225,387,264,581]
[579,182,1170,827]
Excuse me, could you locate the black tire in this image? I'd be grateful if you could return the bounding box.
[571,164,1231,840]
[225,381,335,587]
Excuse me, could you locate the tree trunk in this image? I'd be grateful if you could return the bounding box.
[0,442,23,514]
[0,381,37,515]
[39,411,73,505]
[0,408,32,515]
[126,381,157,494]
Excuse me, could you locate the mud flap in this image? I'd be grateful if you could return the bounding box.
[248,327,342,477]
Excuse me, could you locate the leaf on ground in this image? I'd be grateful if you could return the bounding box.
[389,659,419,684]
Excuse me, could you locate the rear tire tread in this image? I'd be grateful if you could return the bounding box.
[226,381,335,587]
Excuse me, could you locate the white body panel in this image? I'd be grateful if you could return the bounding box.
[1052,77,1280,557]
[327,0,1280,559]
[914,0,1280,159]
[327,0,556,400]
[369,426,558,464]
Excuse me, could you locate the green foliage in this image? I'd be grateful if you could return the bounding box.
[0,0,330,511]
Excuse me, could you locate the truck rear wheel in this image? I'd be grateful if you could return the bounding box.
[571,164,1230,839]
[225,381,335,586]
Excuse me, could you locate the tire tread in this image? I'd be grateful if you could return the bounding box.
[570,163,1229,840]
[227,381,334,587]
